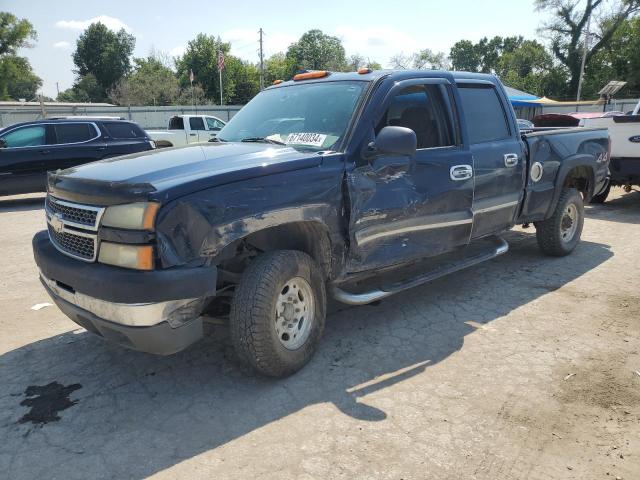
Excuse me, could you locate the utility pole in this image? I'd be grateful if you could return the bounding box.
[55,82,60,97]
[576,12,592,107]
[259,28,265,90]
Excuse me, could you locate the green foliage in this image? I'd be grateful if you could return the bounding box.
[0,55,42,100]
[536,0,640,96]
[110,56,181,105]
[57,74,103,103]
[264,52,295,83]
[0,11,37,56]
[286,29,347,72]
[175,34,231,103]
[72,22,135,101]
[0,12,42,101]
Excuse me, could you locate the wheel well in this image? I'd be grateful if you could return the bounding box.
[563,165,593,200]
[155,140,173,148]
[217,221,333,280]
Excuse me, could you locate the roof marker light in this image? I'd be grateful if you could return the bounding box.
[358,68,372,74]
[272,79,283,85]
[293,70,329,81]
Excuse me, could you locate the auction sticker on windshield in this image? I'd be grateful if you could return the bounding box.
[286,132,327,147]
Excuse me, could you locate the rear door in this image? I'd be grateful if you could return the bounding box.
[188,116,208,142]
[47,122,106,171]
[346,78,474,272]
[456,81,524,238]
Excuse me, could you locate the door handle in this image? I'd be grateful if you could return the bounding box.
[450,164,473,181]
[96,146,107,151]
[189,133,197,137]
[504,153,519,167]
[39,150,51,155]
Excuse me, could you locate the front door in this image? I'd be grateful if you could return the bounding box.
[0,123,51,195]
[456,82,525,238]
[346,79,474,273]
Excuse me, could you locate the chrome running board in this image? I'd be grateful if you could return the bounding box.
[332,236,509,305]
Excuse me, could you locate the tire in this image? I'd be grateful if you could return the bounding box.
[535,188,584,257]
[590,183,610,204]
[229,250,326,377]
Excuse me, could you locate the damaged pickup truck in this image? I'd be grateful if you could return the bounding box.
[33,69,610,377]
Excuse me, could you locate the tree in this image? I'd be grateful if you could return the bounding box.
[449,40,482,71]
[536,0,640,96]
[286,29,347,72]
[412,49,450,70]
[264,52,295,83]
[0,11,37,56]
[0,12,42,100]
[175,34,230,103]
[110,56,180,106]
[57,74,103,103]
[0,55,42,100]
[72,22,135,101]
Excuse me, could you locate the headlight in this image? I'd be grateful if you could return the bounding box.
[101,202,160,230]
[98,242,154,270]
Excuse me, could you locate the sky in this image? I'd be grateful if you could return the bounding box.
[4,0,548,98]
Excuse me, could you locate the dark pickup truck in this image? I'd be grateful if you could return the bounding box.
[32,70,610,377]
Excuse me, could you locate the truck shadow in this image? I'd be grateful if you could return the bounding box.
[0,231,613,479]
[585,189,640,225]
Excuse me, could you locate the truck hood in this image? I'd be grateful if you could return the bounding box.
[48,143,324,205]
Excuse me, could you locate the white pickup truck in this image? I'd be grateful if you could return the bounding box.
[146,115,226,148]
[581,100,640,202]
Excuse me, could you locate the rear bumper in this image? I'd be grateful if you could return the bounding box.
[32,230,217,354]
[610,157,640,185]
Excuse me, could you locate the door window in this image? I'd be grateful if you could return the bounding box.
[189,117,206,131]
[53,123,97,144]
[0,125,46,148]
[103,122,145,138]
[457,84,510,143]
[206,117,224,130]
[376,84,456,149]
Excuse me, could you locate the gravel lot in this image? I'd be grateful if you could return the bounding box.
[1,190,639,480]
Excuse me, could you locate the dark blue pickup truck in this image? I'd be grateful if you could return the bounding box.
[32,70,610,377]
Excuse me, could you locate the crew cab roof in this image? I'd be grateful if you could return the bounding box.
[0,117,138,134]
[266,69,502,89]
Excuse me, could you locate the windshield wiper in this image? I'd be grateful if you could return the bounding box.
[240,137,286,145]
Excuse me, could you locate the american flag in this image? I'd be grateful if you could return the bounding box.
[217,51,225,71]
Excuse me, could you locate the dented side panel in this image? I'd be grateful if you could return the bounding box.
[155,154,346,270]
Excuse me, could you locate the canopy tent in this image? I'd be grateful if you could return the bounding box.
[503,86,562,107]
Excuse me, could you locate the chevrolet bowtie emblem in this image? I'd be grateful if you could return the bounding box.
[50,213,65,234]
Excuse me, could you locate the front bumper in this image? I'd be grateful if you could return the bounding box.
[33,230,217,355]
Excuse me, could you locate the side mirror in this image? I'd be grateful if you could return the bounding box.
[367,126,417,158]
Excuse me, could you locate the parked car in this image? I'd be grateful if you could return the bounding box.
[580,99,640,202]
[33,69,610,377]
[516,118,534,132]
[0,118,155,197]
[146,115,226,148]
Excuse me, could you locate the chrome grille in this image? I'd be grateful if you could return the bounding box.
[48,224,96,261]
[45,196,103,230]
[45,195,104,262]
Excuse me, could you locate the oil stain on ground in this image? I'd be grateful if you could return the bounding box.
[18,382,82,424]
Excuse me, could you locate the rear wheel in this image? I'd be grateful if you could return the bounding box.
[535,188,584,256]
[229,250,326,377]
[590,183,610,204]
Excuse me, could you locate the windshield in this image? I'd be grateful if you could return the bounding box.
[218,80,367,151]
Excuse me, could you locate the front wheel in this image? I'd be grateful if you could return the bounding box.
[535,188,584,256]
[229,250,326,377]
